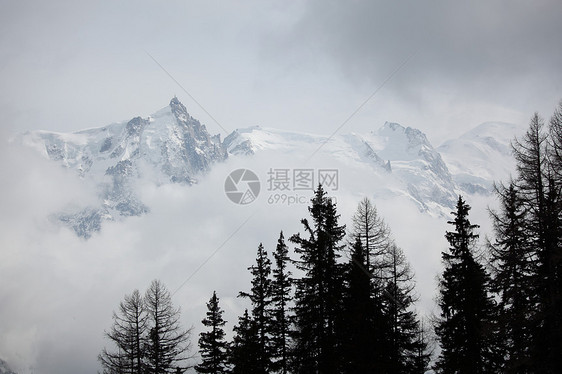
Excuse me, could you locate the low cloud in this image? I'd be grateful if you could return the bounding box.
[1,134,488,372]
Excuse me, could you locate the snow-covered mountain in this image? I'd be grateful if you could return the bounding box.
[17,97,227,237]
[224,122,459,213]
[437,121,521,193]
[16,98,520,238]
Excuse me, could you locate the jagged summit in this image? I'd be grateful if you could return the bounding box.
[16,99,519,238]
[18,98,228,238]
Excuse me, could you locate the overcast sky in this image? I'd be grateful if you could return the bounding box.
[1,1,562,373]
[1,0,561,145]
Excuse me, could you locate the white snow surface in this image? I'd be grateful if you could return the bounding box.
[15,99,522,230]
[437,121,525,191]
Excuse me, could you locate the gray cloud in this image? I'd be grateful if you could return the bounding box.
[279,1,562,95]
[2,0,560,145]
[265,0,562,141]
[0,136,462,373]
[0,2,560,372]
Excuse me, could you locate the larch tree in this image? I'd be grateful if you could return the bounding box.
[144,279,193,374]
[383,243,430,374]
[512,112,562,372]
[349,197,392,276]
[99,289,148,374]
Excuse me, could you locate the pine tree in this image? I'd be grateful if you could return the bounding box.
[195,291,229,374]
[145,280,192,374]
[230,309,260,374]
[383,244,430,374]
[290,184,346,373]
[99,289,148,374]
[435,196,497,374]
[342,238,377,373]
[270,231,293,374]
[238,243,273,373]
[488,182,535,371]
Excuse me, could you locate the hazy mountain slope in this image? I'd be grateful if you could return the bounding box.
[437,121,522,193]
[224,122,458,214]
[16,99,520,238]
[17,98,227,237]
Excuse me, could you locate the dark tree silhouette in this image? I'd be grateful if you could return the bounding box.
[342,238,377,373]
[195,291,229,374]
[511,110,562,372]
[99,289,147,374]
[230,309,260,374]
[238,243,273,373]
[489,182,535,371]
[290,184,346,374]
[145,280,192,374]
[383,244,430,374]
[435,196,497,373]
[349,197,392,275]
[270,231,293,374]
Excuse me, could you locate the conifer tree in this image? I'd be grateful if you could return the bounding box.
[512,112,562,372]
[350,197,392,275]
[99,289,148,374]
[238,243,273,373]
[542,104,562,373]
[435,196,497,374]
[145,280,192,374]
[230,309,260,374]
[290,184,346,374]
[548,101,562,184]
[488,182,535,371]
[270,231,293,374]
[342,238,377,373]
[196,291,229,374]
[384,244,430,374]
[100,281,192,374]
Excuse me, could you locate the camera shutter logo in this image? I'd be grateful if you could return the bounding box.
[224,169,261,205]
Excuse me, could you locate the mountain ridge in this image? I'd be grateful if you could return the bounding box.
[15,98,520,238]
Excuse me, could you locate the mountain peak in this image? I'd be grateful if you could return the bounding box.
[382,122,405,132]
[169,97,190,123]
[169,96,182,107]
[19,98,228,238]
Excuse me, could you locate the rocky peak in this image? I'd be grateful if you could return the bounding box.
[126,116,147,136]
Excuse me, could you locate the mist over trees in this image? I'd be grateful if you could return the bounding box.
[99,103,562,373]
